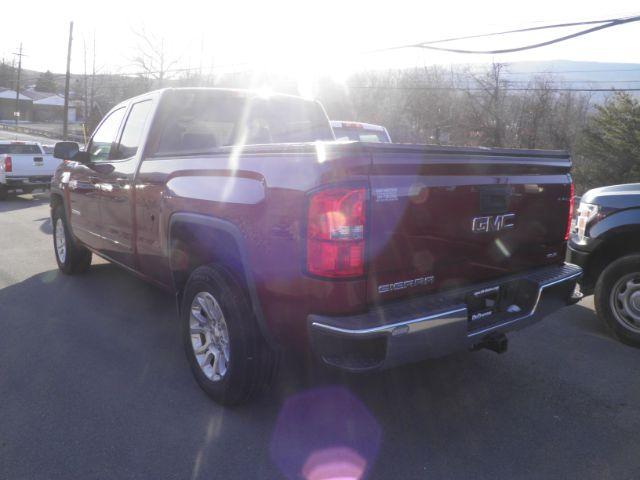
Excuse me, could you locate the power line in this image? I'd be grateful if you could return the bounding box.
[370,14,640,55]
[349,85,640,92]
[505,79,640,84]
[503,67,640,75]
[44,60,252,80]
[428,73,640,84]
[387,17,634,50]
[422,15,640,54]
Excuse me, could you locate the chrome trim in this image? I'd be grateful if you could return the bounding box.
[311,267,582,339]
[312,307,467,337]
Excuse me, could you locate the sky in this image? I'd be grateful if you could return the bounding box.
[1,0,639,81]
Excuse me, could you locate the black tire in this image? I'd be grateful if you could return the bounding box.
[0,185,8,201]
[595,254,640,348]
[52,205,92,274]
[181,264,276,406]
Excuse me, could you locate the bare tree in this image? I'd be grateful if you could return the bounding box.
[131,28,179,87]
[463,62,510,147]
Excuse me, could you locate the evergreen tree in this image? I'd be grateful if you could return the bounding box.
[35,70,58,92]
[0,60,15,89]
[574,93,640,192]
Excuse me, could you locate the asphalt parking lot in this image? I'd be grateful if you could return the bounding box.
[2,193,640,480]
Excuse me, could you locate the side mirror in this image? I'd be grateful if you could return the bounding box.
[53,141,89,163]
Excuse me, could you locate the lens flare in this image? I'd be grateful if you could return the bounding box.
[270,386,381,480]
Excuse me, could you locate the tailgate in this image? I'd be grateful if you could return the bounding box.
[11,154,59,176]
[366,145,572,304]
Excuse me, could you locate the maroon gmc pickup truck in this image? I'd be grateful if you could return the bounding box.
[50,88,581,405]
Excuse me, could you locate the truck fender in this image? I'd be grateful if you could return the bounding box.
[579,208,640,291]
[167,212,276,348]
[589,208,640,242]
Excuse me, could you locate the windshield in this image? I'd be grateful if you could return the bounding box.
[333,127,390,143]
[155,91,334,155]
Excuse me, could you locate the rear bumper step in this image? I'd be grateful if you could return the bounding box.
[5,176,51,187]
[308,263,582,372]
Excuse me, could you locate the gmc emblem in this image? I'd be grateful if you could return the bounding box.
[472,213,515,233]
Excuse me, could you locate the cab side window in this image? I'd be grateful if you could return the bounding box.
[89,107,126,162]
[115,100,153,159]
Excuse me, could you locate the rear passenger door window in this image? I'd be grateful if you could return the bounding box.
[115,100,153,159]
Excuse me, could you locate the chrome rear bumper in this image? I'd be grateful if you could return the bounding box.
[308,263,582,371]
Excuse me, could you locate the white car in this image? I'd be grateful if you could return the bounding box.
[0,141,60,200]
[330,120,392,143]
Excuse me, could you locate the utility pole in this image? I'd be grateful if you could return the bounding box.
[158,38,165,88]
[90,31,96,128]
[13,43,25,126]
[63,21,73,140]
[83,38,88,124]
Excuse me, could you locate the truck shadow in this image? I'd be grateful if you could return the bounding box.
[0,192,50,213]
[35,216,52,234]
[1,264,637,479]
[561,300,610,336]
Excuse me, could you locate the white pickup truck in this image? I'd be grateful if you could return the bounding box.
[330,120,392,143]
[0,141,60,200]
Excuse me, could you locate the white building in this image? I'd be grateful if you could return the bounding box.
[0,88,32,121]
[21,89,76,123]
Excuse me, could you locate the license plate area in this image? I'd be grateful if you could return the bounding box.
[466,280,537,330]
[33,157,43,166]
[466,286,500,322]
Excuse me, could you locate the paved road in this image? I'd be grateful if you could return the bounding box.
[2,194,640,480]
[0,128,61,143]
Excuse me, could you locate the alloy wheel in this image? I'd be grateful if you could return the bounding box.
[55,218,66,264]
[189,291,231,381]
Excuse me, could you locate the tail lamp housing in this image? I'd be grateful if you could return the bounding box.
[306,186,366,278]
[564,182,574,241]
[3,156,12,173]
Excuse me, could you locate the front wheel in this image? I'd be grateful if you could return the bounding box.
[52,205,92,274]
[181,264,276,405]
[595,254,640,348]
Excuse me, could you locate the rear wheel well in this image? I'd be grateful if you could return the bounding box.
[168,215,275,348]
[583,231,640,291]
[169,221,248,302]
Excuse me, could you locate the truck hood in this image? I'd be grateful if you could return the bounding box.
[582,183,640,209]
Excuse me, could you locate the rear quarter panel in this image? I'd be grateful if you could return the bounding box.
[136,143,371,346]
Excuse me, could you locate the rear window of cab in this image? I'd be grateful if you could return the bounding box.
[0,144,42,154]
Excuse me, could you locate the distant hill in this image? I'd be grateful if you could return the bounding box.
[11,59,640,102]
[502,60,640,92]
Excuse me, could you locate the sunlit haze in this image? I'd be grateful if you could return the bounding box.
[1,0,639,81]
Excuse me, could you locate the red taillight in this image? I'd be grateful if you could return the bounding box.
[306,186,366,278]
[564,182,574,241]
[3,156,12,173]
